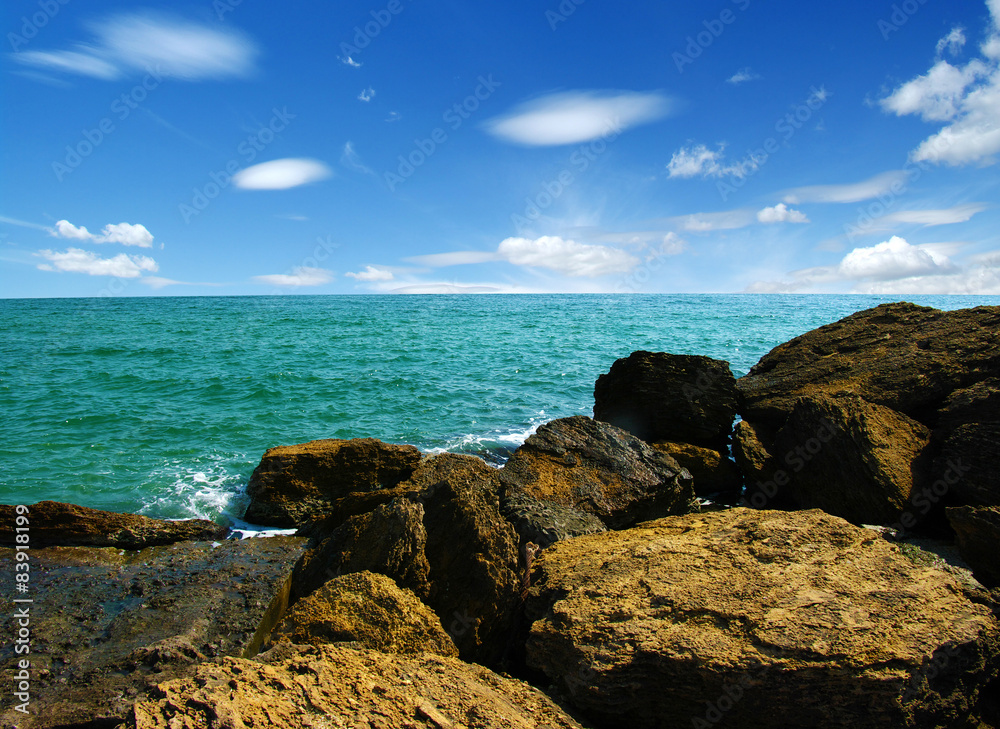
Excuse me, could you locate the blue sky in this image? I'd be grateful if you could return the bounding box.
[2,0,999,297]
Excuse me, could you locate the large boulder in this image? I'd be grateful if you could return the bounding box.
[128,643,588,729]
[0,501,227,549]
[499,416,696,529]
[525,508,1000,729]
[948,505,1000,588]
[269,571,458,657]
[409,454,521,666]
[243,438,423,527]
[292,498,431,603]
[594,351,738,448]
[767,394,932,525]
[932,379,1000,507]
[499,489,607,550]
[732,419,799,510]
[737,302,1000,429]
[0,536,306,729]
[651,441,742,498]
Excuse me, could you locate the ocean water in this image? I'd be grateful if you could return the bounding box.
[2,294,997,523]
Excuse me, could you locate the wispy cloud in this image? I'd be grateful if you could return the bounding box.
[782,171,907,204]
[36,247,159,277]
[726,67,761,84]
[345,265,394,282]
[252,266,333,287]
[233,158,332,190]
[484,90,673,146]
[757,203,810,224]
[358,87,375,102]
[14,11,258,82]
[875,202,989,227]
[340,142,376,176]
[339,55,362,68]
[672,209,756,232]
[666,143,759,179]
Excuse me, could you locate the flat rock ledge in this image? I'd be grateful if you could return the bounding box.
[525,508,1000,729]
[128,642,588,729]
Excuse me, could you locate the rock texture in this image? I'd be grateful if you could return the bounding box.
[737,302,1000,429]
[933,379,1000,507]
[292,498,431,605]
[0,501,227,549]
[767,394,932,525]
[243,438,423,527]
[651,441,742,497]
[500,416,696,529]
[499,490,607,550]
[948,505,1000,588]
[525,508,1000,729]
[270,571,458,657]
[0,536,306,729]
[128,643,588,729]
[593,351,738,448]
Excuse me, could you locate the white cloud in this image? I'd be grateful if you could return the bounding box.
[358,87,375,102]
[340,56,362,68]
[52,220,94,240]
[936,28,967,57]
[234,158,332,190]
[50,220,155,247]
[15,49,120,80]
[35,248,158,277]
[727,67,761,85]
[484,90,672,146]
[838,236,954,280]
[345,265,394,282]
[757,203,810,224]
[253,266,333,287]
[497,236,638,277]
[876,202,989,227]
[882,4,1000,166]
[340,142,375,176]
[666,143,759,179]
[385,111,402,122]
[16,12,257,81]
[783,171,906,204]
[656,232,689,257]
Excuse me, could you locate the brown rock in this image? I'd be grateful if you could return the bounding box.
[594,351,738,447]
[292,498,431,603]
[500,416,696,529]
[0,501,227,549]
[768,394,932,525]
[499,489,607,550]
[0,536,306,729]
[270,571,458,657]
[525,508,1000,729]
[732,420,799,510]
[737,302,1000,429]
[933,379,1000,507]
[127,643,588,729]
[410,454,521,666]
[651,441,742,497]
[948,505,1000,588]
[243,438,423,527]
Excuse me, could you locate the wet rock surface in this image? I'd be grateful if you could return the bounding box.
[593,351,738,448]
[499,416,696,529]
[270,570,458,657]
[243,437,423,527]
[525,508,1000,729]
[0,536,306,729]
[0,500,227,549]
[128,642,589,729]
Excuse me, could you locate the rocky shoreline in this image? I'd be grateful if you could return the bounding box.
[2,302,999,728]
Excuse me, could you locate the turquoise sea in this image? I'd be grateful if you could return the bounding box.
[2,294,997,523]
